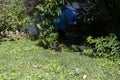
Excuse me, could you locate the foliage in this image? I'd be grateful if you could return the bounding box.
[82,48,94,56]
[86,34,120,59]
[0,0,30,33]
[26,0,120,48]
[35,0,66,47]
[37,24,58,48]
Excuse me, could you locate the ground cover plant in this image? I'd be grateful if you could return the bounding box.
[0,36,120,80]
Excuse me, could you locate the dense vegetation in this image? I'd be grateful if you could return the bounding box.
[28,0,120,59]
[0,0,30,33]
[0,0,120,58]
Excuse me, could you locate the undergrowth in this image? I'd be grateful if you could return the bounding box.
[86,34,120,60]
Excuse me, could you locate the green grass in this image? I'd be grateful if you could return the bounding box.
[0,37,120,80]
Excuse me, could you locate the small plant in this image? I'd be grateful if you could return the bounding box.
[69,68,80,76]
[86,34,120,59]
[44,60,63,74]
[82,48,94,56]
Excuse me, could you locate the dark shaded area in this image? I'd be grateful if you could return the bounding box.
[24,0,120,52]
[57,11,120,52]
[56,0,120,46]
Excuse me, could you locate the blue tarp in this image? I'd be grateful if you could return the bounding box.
[55,3,80,30]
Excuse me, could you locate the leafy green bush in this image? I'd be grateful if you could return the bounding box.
[86,34,120,59]
[0,0,30,32]
[35,0,66,48]
[37,24,58,48]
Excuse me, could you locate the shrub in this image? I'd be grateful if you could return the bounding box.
[37,24,58,48]
[0,0,30,33]
[35,0,66,48]
[86,34,120,59]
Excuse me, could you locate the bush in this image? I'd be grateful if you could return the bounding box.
[0,0,30,33]
[86,34,120,59]
[37,24,58,48]
[35,0,66,48]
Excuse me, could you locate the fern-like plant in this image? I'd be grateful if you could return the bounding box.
[87,34,120,59]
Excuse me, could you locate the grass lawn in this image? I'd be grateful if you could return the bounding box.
[0,37,120,80]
